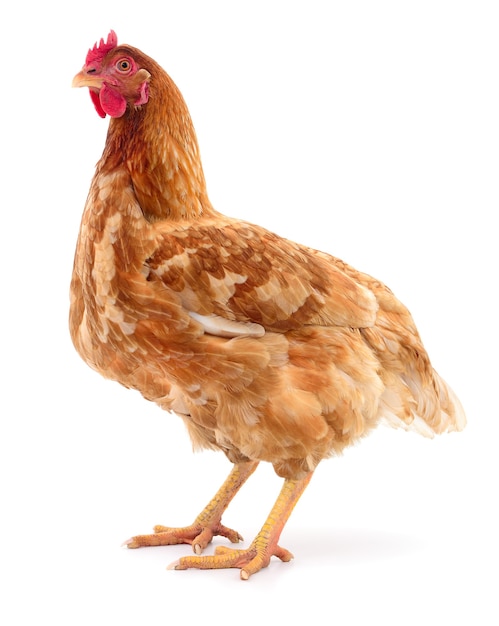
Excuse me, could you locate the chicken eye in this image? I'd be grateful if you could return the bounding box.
[116,58,132,73]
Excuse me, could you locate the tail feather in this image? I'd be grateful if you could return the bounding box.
[434,373,467,433]
[380,370,466,438]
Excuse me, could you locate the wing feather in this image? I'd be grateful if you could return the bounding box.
[145,216,377,334]
[188,311,265,338]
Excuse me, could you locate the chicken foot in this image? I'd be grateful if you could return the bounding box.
[169,471,313,580]
[124,461,258,554]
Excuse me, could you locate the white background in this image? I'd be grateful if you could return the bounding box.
[1,1,498,624]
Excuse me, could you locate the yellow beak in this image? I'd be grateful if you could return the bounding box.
[72,70,104,89]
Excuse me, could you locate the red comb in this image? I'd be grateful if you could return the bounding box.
[85,30,118,66]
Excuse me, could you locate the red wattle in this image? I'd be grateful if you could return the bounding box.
[99,84,127,118]
[89,90,106,118]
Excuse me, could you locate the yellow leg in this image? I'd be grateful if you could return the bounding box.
[125,461,258,553]
[170,472,313,580]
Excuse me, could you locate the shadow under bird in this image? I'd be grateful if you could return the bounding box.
[70,31,466,580]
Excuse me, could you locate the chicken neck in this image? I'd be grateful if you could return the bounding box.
[99,69,216,223]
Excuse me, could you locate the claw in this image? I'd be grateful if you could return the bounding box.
[123,468,310,578]
[123,522,243,553]
[168,542,293,579]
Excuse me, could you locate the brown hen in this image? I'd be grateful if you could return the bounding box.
[70,31,466,579]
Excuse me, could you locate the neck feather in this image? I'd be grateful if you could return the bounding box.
[99,67,214,221]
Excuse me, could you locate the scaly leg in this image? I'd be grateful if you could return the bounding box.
[124,461,258,554]
[169,471,313,580]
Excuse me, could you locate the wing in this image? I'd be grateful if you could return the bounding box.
[144,216,378,335]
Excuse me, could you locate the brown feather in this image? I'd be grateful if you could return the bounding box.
[70,39,466,485]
